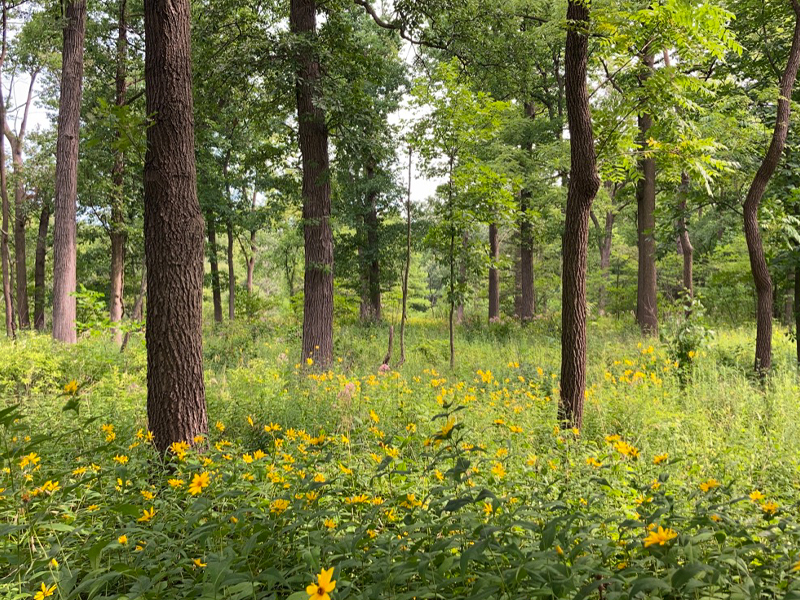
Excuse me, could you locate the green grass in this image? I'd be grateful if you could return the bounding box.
[2,317,800,599]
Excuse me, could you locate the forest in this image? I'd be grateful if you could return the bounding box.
[2,0,800,598]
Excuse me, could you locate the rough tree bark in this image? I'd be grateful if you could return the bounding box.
[33,201,49,332]
[742,1,800,374]
[109,0,128,345]
[559,0,601,429]
[488,222,500,321]
[207,213,223,322]
[636,54,658,335]
[292,0,333,367]
[52,0,87,344]
[143,0,208,452]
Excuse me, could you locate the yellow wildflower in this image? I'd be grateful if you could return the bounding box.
[306,567,336,600]
[644,526,678,548]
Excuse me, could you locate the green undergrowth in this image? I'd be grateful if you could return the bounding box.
[1,318,800,599]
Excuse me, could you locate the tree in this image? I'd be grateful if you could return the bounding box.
[742,0,800,374]
[109,0,129,344]
[558,0,600,429]
[52,0,87,344]
[143,0,207,452]
[291,0,334,367]
[412,61,514,367]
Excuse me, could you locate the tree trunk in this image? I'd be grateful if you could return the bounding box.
[52,0,86,344]
[120,261,146,353]
[559,0,601,429]
[399,148,412,367]
[488,222,500,321]
[517,102,536,321]
[110,0,128,345]
[518,188,535,320]
[227,219,235,320]
[246,229,256,294]
[595,207,614,315]
[448,155,455,369]
[635,54,658,336]
[0,122,12,339]
[292,0,333,367]
[360,172,381,322]
[245,189,256,294]
[0,8,12,339]
[34,201,49,332]
[744,2,800,374]
[795,260,799,365]
[677,172,694,299]
[785,270,795,326]
[5,73,37,331]
[207,214,223,322]
[143,0,207,453]
[456,231,467,323]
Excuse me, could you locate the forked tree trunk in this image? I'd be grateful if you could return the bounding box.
[143,0,207,452]
[677,172,694,299]
[292,0,334,367]
[52,0,86,344]
[743,0,800,374]
[488,222,500,321]
[34,201,49,331]
[207,214,223,322]
[227,219,235,320]
[636,54,658,336]
[559,0,601,429]
[5,69,37,331]
[109,0,128,345]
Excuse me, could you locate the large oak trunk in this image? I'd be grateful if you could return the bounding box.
[635,54,658,335]
[110,0,128,344]
[292,0,333,367]
[143,0,207,452]
[559,0,600,429]
[743,2,800,374]
[52,0,86,344]
[34,202,50,332]
[488,222,500,321]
